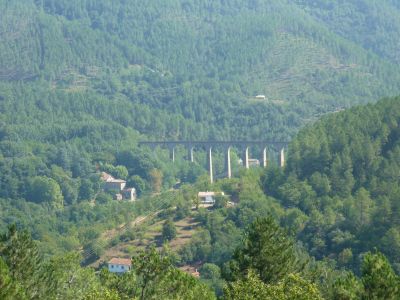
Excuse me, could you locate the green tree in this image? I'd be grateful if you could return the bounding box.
[201,263,221,280]
[381,228,400,261]
[354,188,374,228]
[96,192,113,204]
[332,272,363,300]
[114,165,129,180]
[175,200,191,220]
[214,195,228,209]
[0,225,54,299]
[149,169,163,193]
[128,175,146,196]
[224,270,322,300]
[28,176,64,209]
[79,179,95,201]
[162,219,177,242]
[229,217,302,284]
[361,251,400,300]
[133,247,215,299]
[47,252,111,300]
[309,172,331,196]
[0,257,16,300]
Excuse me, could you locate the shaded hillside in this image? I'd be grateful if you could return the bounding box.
[263,97,400,271]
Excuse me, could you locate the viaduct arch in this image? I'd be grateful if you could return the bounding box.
[139,141,288,183]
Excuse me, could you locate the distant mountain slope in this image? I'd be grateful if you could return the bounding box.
[1,0,400,143]
[295,0,400,64]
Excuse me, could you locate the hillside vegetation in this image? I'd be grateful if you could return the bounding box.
[280,97,400,270]
[1,0,400,211]
[2,0,400,142]
[47,97,400,298]
[1,1,400,298]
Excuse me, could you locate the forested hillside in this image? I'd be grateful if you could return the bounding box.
[57,97,400,299]
[2,0,400,141]
[2,0,400,206]
[2,1,400,298]
[277,96,400,271]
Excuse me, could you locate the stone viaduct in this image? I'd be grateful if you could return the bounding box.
[139,141,288,183]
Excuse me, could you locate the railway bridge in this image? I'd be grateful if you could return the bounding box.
[139,141,288,183]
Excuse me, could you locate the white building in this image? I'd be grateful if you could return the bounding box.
[108,258,132,274]
[248,158,260,167]
[197,191,225,205]
[122,188,137,202]
[101,172,136,201]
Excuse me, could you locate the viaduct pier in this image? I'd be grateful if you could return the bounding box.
[139,141,288,183]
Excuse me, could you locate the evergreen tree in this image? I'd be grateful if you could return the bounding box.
[224,270,323,300]
[0,225,55,299]
[361,251,400,300]
[229,217,302,284]
[162,219,177,242]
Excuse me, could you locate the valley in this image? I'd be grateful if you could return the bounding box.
[1,1,400,299]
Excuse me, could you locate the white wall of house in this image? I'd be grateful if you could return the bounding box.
[108,263,131,273]
[104,181,126,191]
[201,195,215,204]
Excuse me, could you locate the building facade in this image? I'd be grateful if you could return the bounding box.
[108,258,132,274]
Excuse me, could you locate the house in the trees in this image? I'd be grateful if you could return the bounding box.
[101,172,127,191]
[248,158,260,167]
[255,94,266,100]
[101,172,114,182]
[101,172,137,201]
[180,265,201,278]
[108,258,132,274]
[197,191,225,205]
[191,269,200,278]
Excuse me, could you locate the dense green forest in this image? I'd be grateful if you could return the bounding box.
[2,0,400,217]
[3,97,400,298]
[2,0,400,298]
[177,97,400,297]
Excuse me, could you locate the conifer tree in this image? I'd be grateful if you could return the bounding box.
[229,216,302,284]
[361,251,400,300]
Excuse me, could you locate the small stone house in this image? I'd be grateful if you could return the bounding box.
[101,172,126,191]
[101,172,136,201]
[108,258,132,274]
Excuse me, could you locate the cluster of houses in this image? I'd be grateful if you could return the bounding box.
[100,172,137,202]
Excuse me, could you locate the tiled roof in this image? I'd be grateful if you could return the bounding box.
[108,258,132,266]
[101,172,114,182]
[109,179,126,183]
